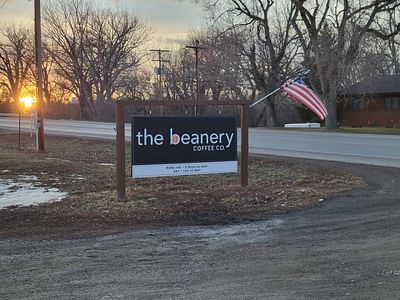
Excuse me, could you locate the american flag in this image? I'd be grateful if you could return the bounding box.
[282,81,328,121]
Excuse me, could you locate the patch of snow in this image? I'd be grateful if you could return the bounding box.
[98,163,114,166]
[1,170,10,174]
[0,179,67,209]
[17,175,38,181]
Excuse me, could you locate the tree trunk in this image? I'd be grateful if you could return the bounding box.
[265,99,277,127]
[253,97,277,127]
[325,89,338,129]
[324,70,339,129]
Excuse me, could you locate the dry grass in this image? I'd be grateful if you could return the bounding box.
[0,131,364,238]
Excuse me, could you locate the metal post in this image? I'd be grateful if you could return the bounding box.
[116,101,126,200]
[240,104,249,186]
[34,0,45,151]
[249,87,281,109]
[33,106,38,148]
[18,106,21,150]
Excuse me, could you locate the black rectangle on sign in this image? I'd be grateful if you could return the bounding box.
[131,116,237,166]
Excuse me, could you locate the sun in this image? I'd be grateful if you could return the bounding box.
[19,96,36,109]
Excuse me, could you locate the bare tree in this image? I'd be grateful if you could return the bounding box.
[115,69,152,101]
[43,0,150,120]
[0,26,34,104]
[203,0,300,126]
[43,0,94,119]
[86,7,150,103]
[164,48,196,103]
[197,28,248,102]
[384,8,400,75]
[164,29,245,106]
[292,0,400,128]
[343,33,391,88]
[26,43,59,105]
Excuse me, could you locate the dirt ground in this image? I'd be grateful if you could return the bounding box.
[0,132,363,238]
[1,158,400,299]
[3,131,400,299]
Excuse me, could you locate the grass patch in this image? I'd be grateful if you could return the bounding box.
[0,132,364,238]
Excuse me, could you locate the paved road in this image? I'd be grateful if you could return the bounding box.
[249,128,400,167]
[1,115,400,168]
[1,161,400,299]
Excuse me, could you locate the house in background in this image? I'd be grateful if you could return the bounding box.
[339,75,400,127]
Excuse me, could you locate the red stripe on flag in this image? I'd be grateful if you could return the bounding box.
[282,81,328,121]
[290,82,327,116]
[284,84,326,119]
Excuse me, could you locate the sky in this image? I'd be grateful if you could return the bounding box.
[0,0,206,46]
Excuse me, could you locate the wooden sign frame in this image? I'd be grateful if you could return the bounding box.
[116,100,249,200]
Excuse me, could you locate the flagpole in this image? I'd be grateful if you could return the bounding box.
[249,87,282,109]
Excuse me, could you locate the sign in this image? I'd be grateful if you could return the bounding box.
[131,116,237,178]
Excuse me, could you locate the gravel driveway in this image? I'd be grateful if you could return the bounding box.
[1,160,400,299]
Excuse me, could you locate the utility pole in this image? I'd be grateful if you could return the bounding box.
[150,49,170,100]
[150,49,170,115]
[34,0,45,151]
[186,40,205,115]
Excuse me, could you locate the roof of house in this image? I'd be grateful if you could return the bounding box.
[344,75,400,96]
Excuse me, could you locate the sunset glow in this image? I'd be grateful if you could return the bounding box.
[19,96,35,109]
